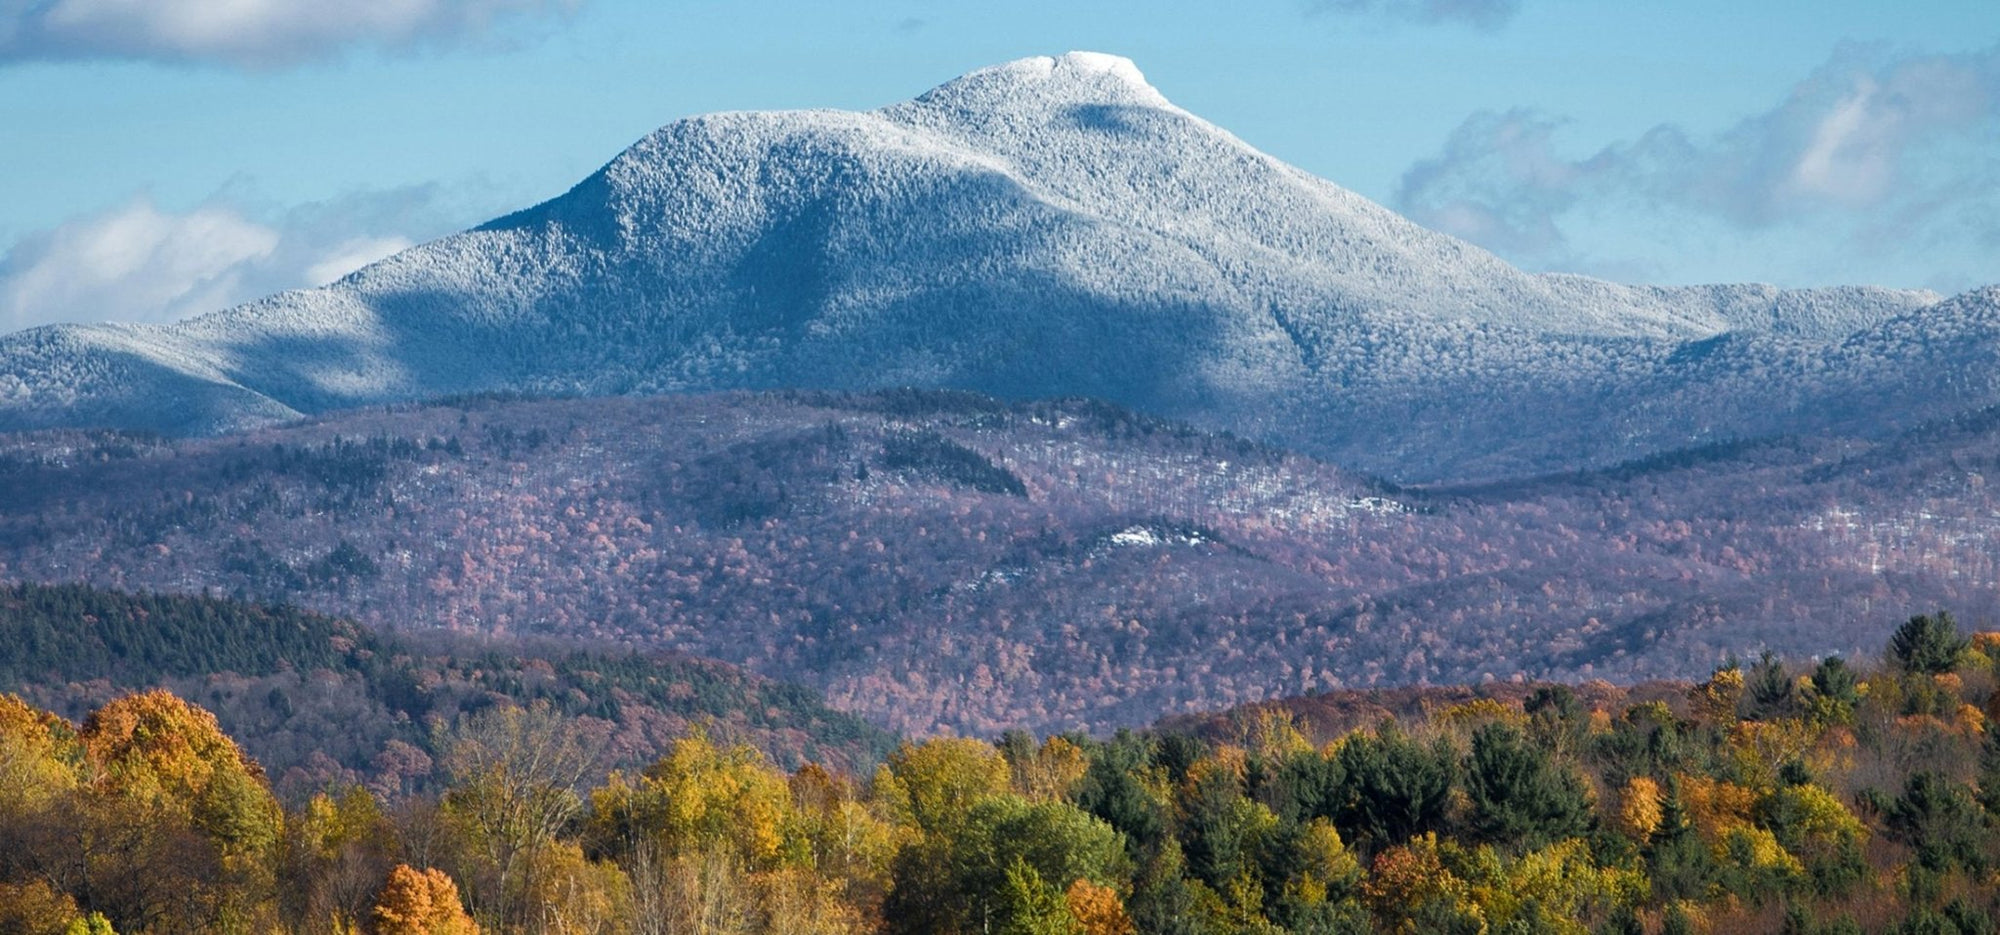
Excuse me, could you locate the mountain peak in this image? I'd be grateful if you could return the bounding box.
[910,50,1170,112]
[1038,51,1151,86]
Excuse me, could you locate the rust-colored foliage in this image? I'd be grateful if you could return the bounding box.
[371,865,479,935]
[0,880,83,935]
[1063,879,1133,935]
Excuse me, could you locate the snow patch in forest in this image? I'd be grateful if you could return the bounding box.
[1106,524,1208,548]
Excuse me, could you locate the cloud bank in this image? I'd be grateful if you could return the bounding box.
[0,0,579,67]
[1395,43,2000,290]
[1311,0,1520,31]
[0,188,456,333]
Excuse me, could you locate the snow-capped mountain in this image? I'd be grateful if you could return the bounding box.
[0,52,1983,481]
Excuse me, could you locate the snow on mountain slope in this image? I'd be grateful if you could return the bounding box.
[1288,286,2000,480]
[0,52,1975,479]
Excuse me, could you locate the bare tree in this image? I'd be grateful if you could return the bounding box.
[436,701,608,930]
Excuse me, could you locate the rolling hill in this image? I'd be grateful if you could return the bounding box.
[2,389,1995,735]
[0,581,895,796]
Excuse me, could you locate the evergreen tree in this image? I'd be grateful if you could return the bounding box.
[1942,899,1999,935]
[997,858,1081,935]
[1645,785,1715,901]
[1889,613,1967,676]
[1464,722,1593,849]
[1807,657,1860,724]
[1075,732,1166,860]
[1334,726,1455,855]
[1887,772,1988,874]
[1747,652,1796,720]
[1180,761,1269,893]
[1977,726,2000,820]
[1266,749,1346,825]
[1125,841,1208,935]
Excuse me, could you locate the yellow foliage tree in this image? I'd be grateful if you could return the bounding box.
[284,786,398,932]
[371,865,479,935]
[1012,737,1091,804]
[0,696,84,926]
[872,737,1010,837]
[588,729,794,870]
[1237,708,1314,761]
[83,691,240,793]
[520,842,630,935]
[1463,839,1643,935]
[50,692,284,934]
[1690,667,1745,725]
[1616,777,1663,841]
[79,690,281,858]
[1953,702,1985,735]
[1435,698,1525,732]
[624,845,750,935]
[63,912,117,935]
[1676,774,1756,845]
[1284,818,1361,909]
[436,701,602,928]
[0,694,80,816]
[787,764,897,901]
[1720,826,1802,878]
[1181,746,1249,801]
[1762,783,1864,849]
[753,865,867,935]
[1726,720,1816,790]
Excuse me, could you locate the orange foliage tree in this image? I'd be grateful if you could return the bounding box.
[372,865,479,935]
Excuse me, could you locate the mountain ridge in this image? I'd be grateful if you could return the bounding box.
[0,51,1981,482]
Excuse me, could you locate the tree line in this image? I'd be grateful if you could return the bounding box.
[0,582,894,796]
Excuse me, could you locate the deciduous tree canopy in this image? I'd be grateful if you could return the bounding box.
[0,612,1997,933]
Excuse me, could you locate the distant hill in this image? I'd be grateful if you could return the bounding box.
[0,582,895,796]
[2,389,1996,736]
[3,51,1989,482]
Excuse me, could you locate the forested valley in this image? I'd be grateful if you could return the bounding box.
[4,390,2000,735]
[5,612,2000,934]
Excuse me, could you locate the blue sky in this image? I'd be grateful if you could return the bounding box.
[1,0,1996,332]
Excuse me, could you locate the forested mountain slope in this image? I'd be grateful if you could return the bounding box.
[3,390,1997,735]
[0,52,1983,481]
[0,582,893,796]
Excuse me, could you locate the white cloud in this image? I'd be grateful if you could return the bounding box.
[1787,77,1887,202]
[1394,43,2000,289]
[1310,0,1520,30]
[0,187,452,333]
[304,235,415,285]
[0,0,580,67]
[0,199,276,330]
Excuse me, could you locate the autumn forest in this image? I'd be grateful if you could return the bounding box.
[4,610,2000,935]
